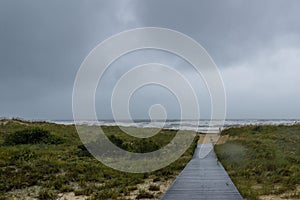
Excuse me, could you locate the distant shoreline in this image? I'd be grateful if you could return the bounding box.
[1,117,299,134]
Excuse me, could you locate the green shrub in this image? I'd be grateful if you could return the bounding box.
[149,184,160,191]
[38,188,57,200]
[74,189,86,196]
[133,139,159,153]
[77,144,93,157]
[136,190,154,199]
[4,128,63,145]
[10,148,36,162]
[108,134,124,148]
[153,177,160,182]
[127,185,138,191]
[60,185,73,192]
[92,189,118,200]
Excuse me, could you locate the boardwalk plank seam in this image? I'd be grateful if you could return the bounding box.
[161,144,243,200]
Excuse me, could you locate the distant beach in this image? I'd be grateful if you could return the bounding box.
[51,119,300,133]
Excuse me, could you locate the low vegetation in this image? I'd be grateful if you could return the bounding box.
[4,128,64,145]
[0,119,198,199]
[215,125,300,200]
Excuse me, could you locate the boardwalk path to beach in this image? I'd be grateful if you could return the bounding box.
[161,142,243,200]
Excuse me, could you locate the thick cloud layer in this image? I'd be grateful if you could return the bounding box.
[0,0,299,119]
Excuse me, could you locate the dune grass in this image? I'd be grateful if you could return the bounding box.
[0,119,198,199]
[215,125,300,199]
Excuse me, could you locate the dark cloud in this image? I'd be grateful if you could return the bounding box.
[0,0,299,119]
[0,0,138,119]
[133,0,300,66]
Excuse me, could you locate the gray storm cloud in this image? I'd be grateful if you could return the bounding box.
[0,0,299,119]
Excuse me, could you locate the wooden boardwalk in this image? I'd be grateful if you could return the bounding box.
[161,144,243,200]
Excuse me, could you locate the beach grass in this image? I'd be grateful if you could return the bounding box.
[0,119,198,199]
[215,125,300,199]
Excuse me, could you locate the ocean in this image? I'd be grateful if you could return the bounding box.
[51,119,299,133]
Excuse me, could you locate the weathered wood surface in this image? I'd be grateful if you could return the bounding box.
[161,144,243,200]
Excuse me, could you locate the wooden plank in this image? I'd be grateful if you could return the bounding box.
[161,144,243,200]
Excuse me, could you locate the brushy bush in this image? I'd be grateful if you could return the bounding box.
[215,125,300,199]
[4,128,63,145]
[77,144,93,157]
[136,190,154,199]
[10,148,36,162]
[91,189,118,200]
[108,134,124,148]
[38,188,57,200]
[149,184,160,191]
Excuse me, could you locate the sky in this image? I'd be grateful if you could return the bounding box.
[0,0,300,120]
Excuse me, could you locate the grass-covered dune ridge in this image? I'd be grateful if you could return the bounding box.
[215,125,300,199]
[0,119,198,200]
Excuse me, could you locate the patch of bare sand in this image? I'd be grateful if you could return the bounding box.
[0,120,8,126]
[259,194,298,200]
[259,195,284,200]
[8,186,88,200]
[259,186,300,200]
[125,177,175,200]
[0,119,29,126]
[7,186,40,200]
[57,192,88,200]
[198,133,229,144]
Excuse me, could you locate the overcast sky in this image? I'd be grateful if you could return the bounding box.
[1,0,300,120]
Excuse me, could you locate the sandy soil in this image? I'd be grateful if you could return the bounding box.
[57,192,88,200]
[260,194,298,200]
[198,133,229,144]
[259,185,300,200]
[0,120,8,126]
[124,177,176,200]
